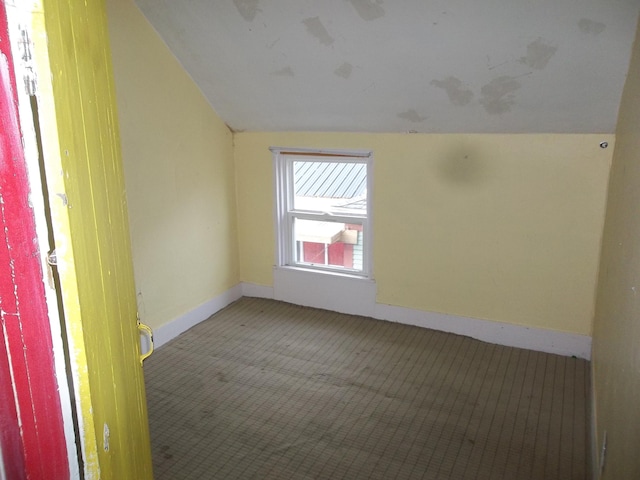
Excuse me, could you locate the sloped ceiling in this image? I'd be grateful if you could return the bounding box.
[134,0,640,133]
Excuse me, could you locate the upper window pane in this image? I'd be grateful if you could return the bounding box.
[293,160,367,215]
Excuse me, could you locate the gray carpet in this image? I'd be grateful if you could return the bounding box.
[144,297,590,479]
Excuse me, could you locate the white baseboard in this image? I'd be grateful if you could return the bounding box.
[241,282,274,299]
[245,269,592,360]
[158,277,592,360]
[590,365,599,479]
[374,303,591,360]
[153,285,242,349]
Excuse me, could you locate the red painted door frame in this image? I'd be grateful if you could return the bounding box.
[0,2,69,478]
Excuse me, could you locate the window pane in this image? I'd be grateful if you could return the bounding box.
[293,161,367,215]
[293,218,364,271]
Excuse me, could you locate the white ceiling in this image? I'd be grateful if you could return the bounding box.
[134,0,640,133]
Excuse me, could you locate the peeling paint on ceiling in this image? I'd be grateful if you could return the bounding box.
[430,76,474,107]
[272,66,295,77]
[397,109,427,123]
[134,0,640,133]
[519,38,558,70]
[480,76,522,115]
[302,17,335,46]
[334,62,354,79]
[348,0,386,22]
[232,0,261,22]
[578,18,606,36]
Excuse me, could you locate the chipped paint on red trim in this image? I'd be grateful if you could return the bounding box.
[0,1,69,477]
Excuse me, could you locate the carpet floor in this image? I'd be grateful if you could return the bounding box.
[144,297,590,479]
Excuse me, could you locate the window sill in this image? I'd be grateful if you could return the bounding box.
[274,265,374,283]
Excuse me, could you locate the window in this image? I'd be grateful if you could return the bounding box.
[272,147,373,278]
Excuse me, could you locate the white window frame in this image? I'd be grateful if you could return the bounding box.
[271,147,373,279]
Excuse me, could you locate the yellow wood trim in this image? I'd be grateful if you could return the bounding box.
[29,4,101,478]
[30,0,153,478]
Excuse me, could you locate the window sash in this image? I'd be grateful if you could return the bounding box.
[289,210,367,223]
[273,148,373,278]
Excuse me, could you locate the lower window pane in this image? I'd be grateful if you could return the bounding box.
[293,218,363,272]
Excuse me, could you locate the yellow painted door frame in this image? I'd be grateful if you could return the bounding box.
[21,0,154,478]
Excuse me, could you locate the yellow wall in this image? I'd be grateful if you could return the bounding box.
[106,0,239,330]
[235,132,612,335]
[591,17,640,480]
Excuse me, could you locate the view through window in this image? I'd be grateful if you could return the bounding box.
[272,149,372,277]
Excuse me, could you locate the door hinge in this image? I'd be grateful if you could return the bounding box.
[46,249,57,266]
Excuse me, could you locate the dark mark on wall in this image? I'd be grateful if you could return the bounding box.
[397,109,427,123]
[430,76,474,106]
[233,0,261,22]
[348,0,385,21]
[302,17,335,46]
[519,38,558,70]
[437,144,488,186]
[334,62,353,79]
[578,19,606,35]
[479,76,521,114]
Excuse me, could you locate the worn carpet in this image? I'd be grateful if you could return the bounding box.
[144,297,590,479]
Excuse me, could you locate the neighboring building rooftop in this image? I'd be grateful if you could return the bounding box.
[294,161,366,199]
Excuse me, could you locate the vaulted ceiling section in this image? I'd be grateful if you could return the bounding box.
[135,0,640,133]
